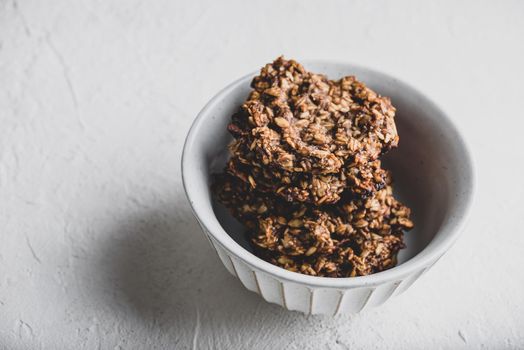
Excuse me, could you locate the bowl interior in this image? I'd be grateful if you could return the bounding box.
[185,61,473,281]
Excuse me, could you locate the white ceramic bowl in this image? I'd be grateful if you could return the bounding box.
[182,61,474,315]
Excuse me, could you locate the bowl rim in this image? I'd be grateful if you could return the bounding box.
[182,60,475,289]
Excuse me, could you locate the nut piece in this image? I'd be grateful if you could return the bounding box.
[274,117,290,128]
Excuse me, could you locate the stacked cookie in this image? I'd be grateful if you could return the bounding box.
[214,57,413,277]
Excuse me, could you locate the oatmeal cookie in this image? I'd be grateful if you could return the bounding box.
[227,57,398,204]
[214,174,413,277]
[213,57,413,278]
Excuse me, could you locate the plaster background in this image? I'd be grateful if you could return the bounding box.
[1,0,523,348]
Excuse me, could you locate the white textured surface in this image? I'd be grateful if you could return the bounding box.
[0,0,523,348]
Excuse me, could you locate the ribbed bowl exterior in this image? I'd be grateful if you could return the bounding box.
[200,224,436,315]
